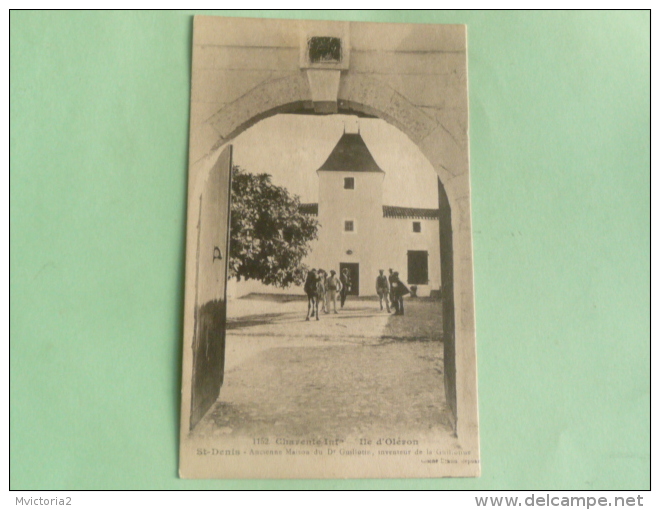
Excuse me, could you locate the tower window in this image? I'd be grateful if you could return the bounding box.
[413,221,421,233]
[344,220,354,232]
[344,177,355,190]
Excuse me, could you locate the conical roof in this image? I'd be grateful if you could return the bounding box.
[317,132,384,173]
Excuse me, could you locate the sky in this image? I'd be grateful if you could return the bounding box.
[231,114,440,209]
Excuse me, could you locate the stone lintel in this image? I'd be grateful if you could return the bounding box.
[305,69,341,114]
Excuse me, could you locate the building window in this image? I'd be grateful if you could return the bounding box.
[413,221,421,233]
[344,220,355,232]
[344,177,354,190]
[407,250,429,285]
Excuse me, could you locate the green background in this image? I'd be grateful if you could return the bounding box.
[10,10,650,489]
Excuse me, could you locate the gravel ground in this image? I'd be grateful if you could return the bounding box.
[195,295,453,441]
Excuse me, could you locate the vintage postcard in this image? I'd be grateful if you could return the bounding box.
[179,15,479,478]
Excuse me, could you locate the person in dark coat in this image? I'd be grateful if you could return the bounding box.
[388,268,396,311]
[340,268,351,308]
[390,271,410,315]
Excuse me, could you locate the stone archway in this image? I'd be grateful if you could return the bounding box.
[181,19,477,450]
[187,71,474,441]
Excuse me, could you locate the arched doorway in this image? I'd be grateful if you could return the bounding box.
[183,74,469,438]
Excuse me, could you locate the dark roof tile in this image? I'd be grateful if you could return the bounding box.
[299,203,439,220]
[317,133,384,173]
[299,203,318,215]
[382,205,440,219]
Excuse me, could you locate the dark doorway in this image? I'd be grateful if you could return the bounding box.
[340,262,359,296]
[407,250,429,285]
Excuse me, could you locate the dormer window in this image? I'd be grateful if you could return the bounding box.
[344,177,355,190]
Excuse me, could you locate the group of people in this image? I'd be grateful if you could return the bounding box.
[304,267,410,321]
[304,267,352,321]
[376,268,409,316]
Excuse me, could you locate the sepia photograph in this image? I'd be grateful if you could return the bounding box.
[179,15,479,478]
[10,9,649,492]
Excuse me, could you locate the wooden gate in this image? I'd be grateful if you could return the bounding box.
[190,146,233,430]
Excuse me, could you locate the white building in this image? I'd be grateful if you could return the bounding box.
[301,131,441,298]
[229,130,442,299]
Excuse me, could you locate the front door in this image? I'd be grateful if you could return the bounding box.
[339,262,359,296]
[190,146,233,430]
[407,250,429,285]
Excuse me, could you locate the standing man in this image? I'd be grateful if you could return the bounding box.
[376,269,391,312]
[340,268,351,308]
[318,269,328,313]
[326,270,341,314]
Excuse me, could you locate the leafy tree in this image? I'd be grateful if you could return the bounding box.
[228,166,319,287]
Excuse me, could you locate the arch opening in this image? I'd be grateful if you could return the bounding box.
[204,103,458,434]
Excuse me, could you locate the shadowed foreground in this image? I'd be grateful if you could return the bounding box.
[194,295,453,441]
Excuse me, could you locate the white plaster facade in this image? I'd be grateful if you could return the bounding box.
[304,134,441,297]
[229,130,442,298]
